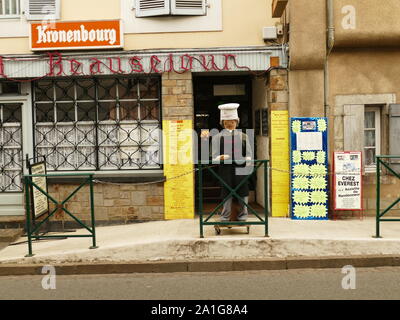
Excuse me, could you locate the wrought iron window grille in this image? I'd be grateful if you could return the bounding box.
[0,102,23,193]
[33,76,162,172]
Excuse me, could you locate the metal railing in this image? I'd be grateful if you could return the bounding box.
[198,160,269,238]
[375,156,400,238]
[24,173,98,257]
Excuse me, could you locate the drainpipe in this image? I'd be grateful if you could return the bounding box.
[325,0,335,117]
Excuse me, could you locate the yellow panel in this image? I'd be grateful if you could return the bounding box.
[163,120,195,220]
[271,111,290,217]
[272,203,290,218]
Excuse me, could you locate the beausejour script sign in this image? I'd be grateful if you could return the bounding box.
[0,48,283,79]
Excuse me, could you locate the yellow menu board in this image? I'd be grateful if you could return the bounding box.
[163,120,195,220]
[271,111,290,217]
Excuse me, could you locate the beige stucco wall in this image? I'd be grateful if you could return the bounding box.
[0,0,278,55]
[288,0,326,70]
[61,0,120,21]
[329,49,400,99]
[289,69,325,117]
[333,0,400,47]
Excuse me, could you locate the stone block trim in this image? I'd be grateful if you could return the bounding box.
[162,71,194,121]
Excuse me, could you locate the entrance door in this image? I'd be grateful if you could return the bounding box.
[193,75,254,204]
[0,96,30,216]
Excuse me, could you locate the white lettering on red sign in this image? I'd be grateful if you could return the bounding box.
[36,25,117,45]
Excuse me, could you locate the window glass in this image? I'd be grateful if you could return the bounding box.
[76,79,96,101]
[364,107,380,168]
[36,103,55,122]
[364,111,375,128]
[34,81,54,102]
[97,78,118,100]
[0,82,20,95]
[364,131,376,148]
[55,80,75,101]
[0,0,19,16]
[365,148,376,166]
[56,103,75,122]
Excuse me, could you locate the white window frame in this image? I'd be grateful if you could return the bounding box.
[364,106,381,172]
[0,0,21,19]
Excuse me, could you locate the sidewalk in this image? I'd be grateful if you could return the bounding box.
[1,217,400,266]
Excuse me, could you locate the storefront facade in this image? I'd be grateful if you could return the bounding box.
[0,0,287,226]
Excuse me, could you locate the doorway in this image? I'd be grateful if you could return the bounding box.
[193,74,256,213]
[0,94,31,216]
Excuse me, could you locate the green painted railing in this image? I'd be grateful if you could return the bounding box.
[375,156,400,238]
[198,160,269,238]
[24,173,98,257]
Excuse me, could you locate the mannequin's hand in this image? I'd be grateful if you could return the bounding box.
[200,130,210,139]
[215,154,230,161]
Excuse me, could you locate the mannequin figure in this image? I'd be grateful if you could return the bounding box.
[211,103,253,222]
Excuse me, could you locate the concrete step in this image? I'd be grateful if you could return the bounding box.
[0,229,23,243]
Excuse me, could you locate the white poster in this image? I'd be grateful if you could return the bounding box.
[296,132,323,150]
[31,163,49,217]
[334,152,362,210]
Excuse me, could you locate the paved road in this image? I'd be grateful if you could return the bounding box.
[0,267,399,300]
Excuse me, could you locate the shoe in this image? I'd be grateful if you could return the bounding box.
[237,215,248,222]
[220,216,230,222]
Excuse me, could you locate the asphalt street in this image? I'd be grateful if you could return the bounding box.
[0,266,400,300]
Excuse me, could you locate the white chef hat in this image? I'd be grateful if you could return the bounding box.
[218,103,240,125]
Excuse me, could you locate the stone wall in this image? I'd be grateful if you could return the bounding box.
[268,68,289,111]
[46,182,164,228]
[162,71,194,121]
[362,175,400,217]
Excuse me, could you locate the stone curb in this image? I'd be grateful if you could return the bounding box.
[0,255,399,276]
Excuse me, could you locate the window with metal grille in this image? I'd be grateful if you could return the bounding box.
[0,103,22,192]
[33,77,161,171]
[0,0,20,18]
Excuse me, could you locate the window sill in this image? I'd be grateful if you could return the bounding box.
[0,16,21,20]
[47,170,165,184]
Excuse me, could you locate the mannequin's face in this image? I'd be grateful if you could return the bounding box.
[223,120,238,130]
